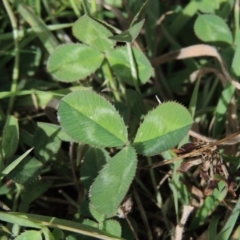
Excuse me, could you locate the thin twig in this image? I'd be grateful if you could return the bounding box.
[189,130,240,145]
[133,188,153,240]
[175,205,194,240]
[125,215,139,240]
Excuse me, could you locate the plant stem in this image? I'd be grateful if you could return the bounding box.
[234,0,239,44]
[127,43,141,95]
[102,60,121,101]
[3,0,20,115]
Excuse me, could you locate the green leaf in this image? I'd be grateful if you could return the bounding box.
[81,218,98,228]
[7,156,43,185]
[109,19,145,43]
[17,3,58,54]
[33,125,61,162]
[113,102,131,126]
[42,226,55,240]
[89,203,107,223]
[126,89,146,117]
[90,146,137,217]
[72,15,114,52]
[208,215,220,239]
[194,14,233,44]
[130,1,148,27]
[0,212,42,229]
[216,198,240,240]
[15,230,42,240]
[52,228,64,240]
[231,30,240,76]
[101,219,121,237]
[0,212,122,240]
[37,122,74,142]
[108,46,152,86]
[19,181,52,212]
[104,0,122,7]
[47,43,104,82]
[190,181,228,228]
[1,148,33,180]
[212,82,235,137]
[189,77,201,117]
[58,91,128,147]
[2,115,19,159]
[197,0,219,13]
[125,89,146,138]
[133,101,193,156]
[81,147,111,189]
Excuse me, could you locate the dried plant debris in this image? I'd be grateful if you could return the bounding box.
[145,132,240,197]
[176,142,237,197]
[117,195,133,218]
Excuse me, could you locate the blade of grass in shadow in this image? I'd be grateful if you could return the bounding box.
[212,82,235,137]
[189,73,201,117]
[207,215,221,239]
[127,43,141,95]
[0,23,72,41]
[3,0,20,114]
[0,148,33,180]
[158,1,199,52]
[216,198,240,240]
[17,2,59,54]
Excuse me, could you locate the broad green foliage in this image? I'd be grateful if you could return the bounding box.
[1,149,33,181]
[47,44,104,82]
[107,46,153,86]
[101,219,122,237]
[194,14,233,44]
[17,2,58,54]
[196,0,219,13]
[1,115,19,160]
[58,90,128,147]
[216,198,240,240]
[7,156,43,185]
[47,14,152,87]
[0,212,121,240]
[231,31,240,76]
[90,146,137,217]
[37,122,74,142]
[33,124,61,162]
[2,1,240,239]
[133,102,193,156]
[89,203,107,223]
[15,230,42,240]
[81,147,111,189]
[72,15,115,52]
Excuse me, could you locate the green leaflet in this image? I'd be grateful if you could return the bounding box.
[7,156,43,185]
[58,91,128,148]
[81,147,111,189]
[194,14,233,44]
[133,101,193,156]
[90,146,137,217]
[72,15,115,52]
[107,46,153,86]
[2,115,19,160]
[47,43,104,82]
